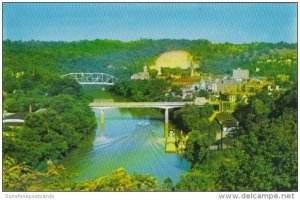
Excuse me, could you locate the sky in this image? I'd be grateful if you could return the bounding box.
[3,3,297,43]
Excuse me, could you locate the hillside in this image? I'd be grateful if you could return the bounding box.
[3,39,297,95]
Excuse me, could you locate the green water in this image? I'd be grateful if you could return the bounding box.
[61,108,190,183]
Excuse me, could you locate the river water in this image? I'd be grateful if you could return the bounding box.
[61,108,190,183]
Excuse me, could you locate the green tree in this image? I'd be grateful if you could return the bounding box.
[173,104,200,132]
[176,169,216,191]
[161,177,173,191]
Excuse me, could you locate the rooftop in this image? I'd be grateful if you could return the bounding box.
[215,112,239,127]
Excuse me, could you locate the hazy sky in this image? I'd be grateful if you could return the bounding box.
[3,3,297,43]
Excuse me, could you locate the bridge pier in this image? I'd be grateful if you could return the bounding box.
[164,108,169,138]
[100,109,105,125]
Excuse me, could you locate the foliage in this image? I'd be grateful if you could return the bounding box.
[198,89,210,98]
[112,79,170,102]
[176,85,297,191]
[3,157,160,192]
[172,104,219,167]
[173,104,200,132]
[175,168,215,191]
[173,104,216,132]
[2,39,297,191]
[48,77,83,97]
[75,168,159,192]
[3,157,40,192]
[220,86,298,191]
[161,177,174,191]
[3,94,97,168]
[3,40,296,97]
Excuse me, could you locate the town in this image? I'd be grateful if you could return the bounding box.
[2,2,297,193]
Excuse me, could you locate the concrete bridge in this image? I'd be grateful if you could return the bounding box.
[89,101,205,137]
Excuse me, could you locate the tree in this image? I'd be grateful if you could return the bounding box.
[198,89,209,98]
[173,104,200,132]
[171,85,182,96]
[48,77,82,97]
[161,177,173,191]
[176,168,216,191]
[75,168,159,192]
[217,86,297,191]
[3,157,39,192]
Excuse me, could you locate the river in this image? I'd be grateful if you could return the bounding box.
[61,107,190,184]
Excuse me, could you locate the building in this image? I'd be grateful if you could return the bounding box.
[228,95,237,103]
[210,83,218,92]
[217,81,241,93]
[243,78,274,93]
[171,76,200,86]
[3,112,28,126]
[233,68,249,81]
[182,85,194,99]
[215,112,239,132]
[195,97,208,104]
[130,66,150,80]
[215,112,239,149]
[198,80,206,90]
[213,79,242,93]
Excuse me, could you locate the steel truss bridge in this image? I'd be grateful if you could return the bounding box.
[61,73,117,85]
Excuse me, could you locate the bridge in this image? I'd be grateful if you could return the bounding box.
[61,73,117,85]
[90,101,206,137]
[3,119,25,123]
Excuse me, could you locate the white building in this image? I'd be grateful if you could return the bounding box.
[233,68,249,81]
[195,97,208,104]
[210,83,218,92]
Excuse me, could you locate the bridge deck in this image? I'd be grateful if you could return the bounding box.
[89,101,205,108]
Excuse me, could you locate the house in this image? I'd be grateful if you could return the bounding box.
[243,78,274,93]
[3,112,28,126]
[215,112,239,149]
[217,81,241,93]
[210,83,218,92]
[215,112,239,133]
[228,95,237,103]
[195,97,208,104]
[182,85,194,99]
[233,68,249,81]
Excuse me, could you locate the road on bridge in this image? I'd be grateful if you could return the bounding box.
[89,101,205,109]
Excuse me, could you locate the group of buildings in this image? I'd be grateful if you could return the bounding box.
[182,68,280,103]
[130,66,280,106]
